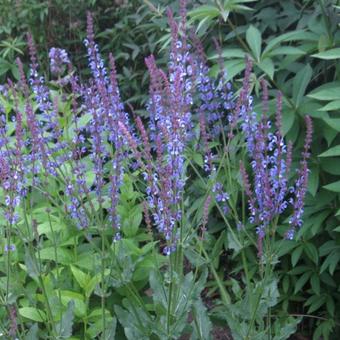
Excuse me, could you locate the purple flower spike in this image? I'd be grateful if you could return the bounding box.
[49,47,70,76]
[287,116,313,238]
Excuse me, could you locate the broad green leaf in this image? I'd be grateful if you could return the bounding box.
[312,48,340,59]
[19,307,47,322]
[24,248,39,279]
[25,324,39,340]
[56,301,75,338]
[319,145,340,157]
[149,270,167,308]
[307,82,340,101]
[219,59,245,81]
[60,290,86,317]
[291,246,303,267]
[310,274,321,295]
[263,30,317,55]
[212,231,226,268]
[84,274,101,298]
[258,58,274,79]
[273,317,302,340]
[188,5,220,20]
[266,46,305,57]
[304,243,319,264]
[70,266,89,290]
[323,118,340,132]
[306,295,326,313]
[246,25,262,61]
[209,48,245,60]
[86,316,116,339]
[193,153,203,168]
[323,180,340,192]
[322,124,336,145]
[294,272,311,294]
[39,247,74,265]
[292,64,312,107]
[191,299,212,340]
[308,166,319,196]
[37,221,65,235]
[320,251,340,275]
[282,109,295,135]
[133,256,158,281]
[319,100,340,111]
[122,204,142,237]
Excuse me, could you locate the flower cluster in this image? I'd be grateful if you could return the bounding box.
[0,14,127,241]
[49,47,70,76]
[0,2,312,259]
[287,115,313,239]
[238,62,312,252]
[194,37,234,138]
[120,4,198,254]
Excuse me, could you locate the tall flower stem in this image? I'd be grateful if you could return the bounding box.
[47,209,63,333]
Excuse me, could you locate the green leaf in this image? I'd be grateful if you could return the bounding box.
[86,316,116,339]
[56,301,75,338]
[193,153,203,168]
[320,251,340,274]
[308,166,319,196]
[122,204,142,238]
[304,243,319,264]
[258,58,274,79]
[218,60,245,81]
[294,272,311,294]
[318,100,340,111]
[25,324,39,340]
[246,25,262,61]
[133,256,158,281]
[291,246,303,267]
[39,247,74,265]
[312,48,340,59]
[60,290,86,317]
[307,82,340,101]
[310,274,320,295]
[306,295,326,313]
[323,117,340,132]
[323,180,340,192]
[70,265,89,290]
[282,109,295,135]
[84,274,101,298]
[24,248,39,279]
[263,30,316,55]
[149,270,167,309]
[188,5,220,21]
[212,231,226,267]
[209,48,245,60]
[292,64,312,107]
[19,307,47,322]
[191,299,212,340]
[266,46,305,57]
[319,145,340,157]
[37,221,65,235]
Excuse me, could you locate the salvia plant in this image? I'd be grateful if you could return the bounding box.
[0,1,314,339]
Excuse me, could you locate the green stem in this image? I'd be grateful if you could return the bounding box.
[166,254,173,338]
[200,244,230,305]
[101,225,106,339]
[47,210,63,334]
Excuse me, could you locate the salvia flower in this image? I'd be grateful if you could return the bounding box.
[49,47,70,76]
[287,115,313,239]
[239,68,312,252]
